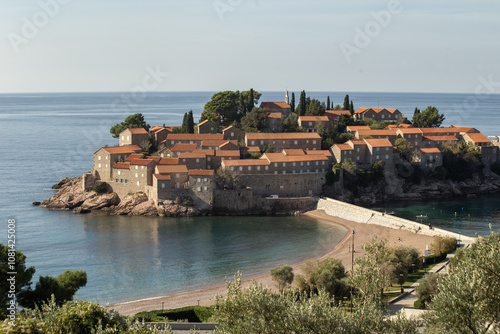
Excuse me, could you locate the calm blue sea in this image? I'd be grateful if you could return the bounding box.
[0,91,499,305]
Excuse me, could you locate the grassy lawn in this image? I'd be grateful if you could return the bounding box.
[384,263,439,293]
[134,306,214,323]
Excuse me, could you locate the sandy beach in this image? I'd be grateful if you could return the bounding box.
[108,209,437,316]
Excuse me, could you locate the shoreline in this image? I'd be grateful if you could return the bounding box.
[108,209,440,316]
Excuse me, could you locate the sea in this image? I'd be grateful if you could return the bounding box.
[0,91,499,305]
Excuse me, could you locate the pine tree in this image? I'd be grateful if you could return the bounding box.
[343,94,350,111]
[350,101,354,115]
[187,110,195,133]
[247,89,255,114]
[326,96,330,110]
[290,92,295,113]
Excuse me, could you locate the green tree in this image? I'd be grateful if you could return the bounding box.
[0,245,35,318]
[290,92,295,113]
[426,231,500,334]
[109,113,150,138]
[282,113,304,133]
[19,270,87,309]
[343,94,350,112]
[350,101,354,114]
[240,108,269,133]
[297,90,307,116]
[326,96,331,110]
[430,236,457,256]
[395,137,415,161]
[309,258,349,299]
[411,106,445,128]
[270,265,294,292]
[415,273,438,309]
[187,110,195,133]
[305,98,326,116]
[202,91,239,126]
[441,141,483,181]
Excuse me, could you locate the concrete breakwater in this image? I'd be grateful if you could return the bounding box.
[317,197,476,244]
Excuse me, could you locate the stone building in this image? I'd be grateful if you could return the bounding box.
[354,108,402,122]
[163,133,224,148]
[93,145,142,181]
[298,116,331,132]
[324,110,351,122]
[355,129,399,144]
[265,113,282,132]
[245,132,322,151]
[223,126,245,141]
[413,148,442,169]
[119,128,149,148]
[396,128,423,148]
[197,119,219,134]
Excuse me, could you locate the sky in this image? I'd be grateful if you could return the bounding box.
[1,0,499,93]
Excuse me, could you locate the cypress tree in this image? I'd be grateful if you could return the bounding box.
[298,90,307,116]
[350,101,354,115]
[327,96,331,110]
[290,92,295,113]
[343,94,350,111]
[187,110,195,133]
[181,112,189,133]
[247,88,255,114]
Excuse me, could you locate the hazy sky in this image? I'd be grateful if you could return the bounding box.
[1,0,499,93]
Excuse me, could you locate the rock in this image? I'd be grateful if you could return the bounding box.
[52,177,74,189]
[131,201,158,216]
[112,193,149,215]
[41,176,95,210]
[81,193,120,210]
[32,202,41,206]
[73,207,91,214]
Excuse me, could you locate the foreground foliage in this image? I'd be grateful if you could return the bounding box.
[425,231,499,334]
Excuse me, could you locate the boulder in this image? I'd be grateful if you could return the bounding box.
[131,201,158,216]
[81,193,120,210]
[32,202,41,206]
[52,177,75,190]
[73,207,91,214]
[113,193,149,215]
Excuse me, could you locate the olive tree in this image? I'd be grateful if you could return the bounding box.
[270,265,294,292]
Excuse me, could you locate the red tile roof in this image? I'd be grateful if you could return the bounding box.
[261,153,288,163]
[388,124,413,129]
[201,140,232,147]
[124,154,145,161]
[418,148,441,154]
[282,149,306,156]
[334,144,354,151]
[260,102,291,109]
[348,140,366,145]
[305,150,332,157]
[397,128,423,134]
[464,133,491,143]
[170,143,198,152]
[262,153,328,163]
[355,108,400,114]
[198,119,216,127]
[154,174,171,181]
[215,150,241,157]
[222,159,270,166]
[450,126,476,133]
[219,141,239,149]
[246,132,321,140]
[130,159,155,166]
[267,113,282,119]
[423,135,458,142]
[195,149,216,156]
[357,129,398,137]
[299,116,330,122]
[146,156,161,162]
[364,138,393,147]
[346,125,370,132]
[156,165,188,174]
[419,127,461,134]
[325,110,351,116]
[126,128,148,135]
[241,146,261,153]
[113,162,130,169]
[188,170,215,176]
[101,145,142,154]
[178,152,207,159]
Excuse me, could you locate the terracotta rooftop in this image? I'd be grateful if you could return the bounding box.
[419,127,461,134]
[201,140,234,147]
[222,159,270,166]
[220,141,239,149]
[347,140,366,146]
[246,132,321,140]
[282,149,306,156]
[464,133,491,143]
[285,155,329,162]
[156,165,188,174]
[125,128,148,135]
[450,126,476,133]
[388,124,413,129]
[299,116,330,122]
[171,143,198,152]
[364,138,393,147]
[130,159,155,166]
[195,149,215,156]
[325,110,351,116]
[158,158,179,165]
[241,146,261,153]
[166,134,224,141]
[346,125,370,132]
[334,144,354,151]
[418,148,441,154]
[153,174,171,181]
[124,154,145,162]
[397,128,422,134]
[188,170,215,176]
[267,113,282,119]
[305,150,332,157]
[113,162,130,169]
[423,135,458,142]
[357,129,398,136]
[261,153,288,163]
[146,156,162,162]
[101,145,142,155]
[260,102,291,109]
[198,119,215,126]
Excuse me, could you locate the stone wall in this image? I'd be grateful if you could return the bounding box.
[317,197,476,243]
[237,173,325,197]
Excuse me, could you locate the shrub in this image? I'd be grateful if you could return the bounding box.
[492,162,500,176]
[94,182,108,195]
[431,236,457,256]
[415,273,439,308]
[413,298,425,310]
[181,197,194,206]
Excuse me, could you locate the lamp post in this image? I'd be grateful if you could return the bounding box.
[423,257,426,274]
[350,230,355,314]
[411,263,415,274]
[343,297,347,317]
[197,299,200,306]
[400,274,404,294]
[161,301,165,312]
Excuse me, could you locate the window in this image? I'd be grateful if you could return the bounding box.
[386,147,389,151]
[141,166,144,169]
[136,181,140,186]
[115,179,119,182]
[376,155,380,160]
[248,166,252,171]
[385,155,389,160]
[118,170,121,176]
[257,166,261,171]
[307,162,310,166]
[183,159,186,163]
[293,170,296,174]
[265,166,269,170]
[105,164,108,168]
[274,163,278,167]
[231,132,234,137]
[197,178,201,183]
[313,140,316,144]
[377,147,380,152]
[196,158,199,163]
[125,179,128,183]
[239,166,243,171]
[106,156,108,160]
[98,164,101,168]
[357,148,360,152]
[300,162,304,166]
[283,163,286,167]
[231,167,234,171]
[161,183,166,189]
[274,171,278,174]
[204,186,208,191]
[176,173,179,178]
[282,171,286,174]
[98,156,101,161]
[316,161,319,166]
[121,136,124,140]
[141,173,144,177]
[197,187,202,192]
[322,161,325,165]
[294,140,298,145]
[135,166,138,170]
[208,157,211,161]
[251,140,255,145]
[357,156,360,161]
[127,136,130,141]
[260,140,264,145]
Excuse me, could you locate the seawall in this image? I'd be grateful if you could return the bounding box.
[317,197,476,244]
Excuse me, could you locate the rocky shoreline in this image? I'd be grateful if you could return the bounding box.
[39,176,207,217]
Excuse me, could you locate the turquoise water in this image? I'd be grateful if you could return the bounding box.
[371,194,500,238]
[0,91,499,304]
